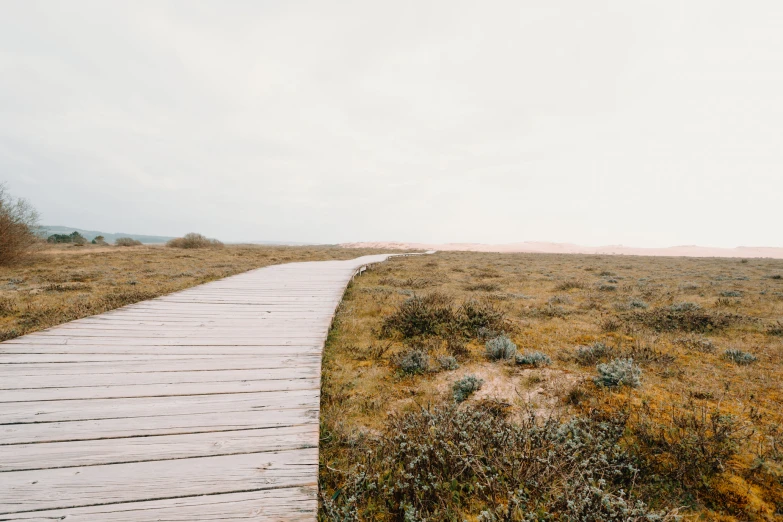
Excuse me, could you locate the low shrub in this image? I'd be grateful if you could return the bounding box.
[555,279,586,291]
[320,405,671,520]
[485,335,517,361]
[381,292,454,338]
[515,351,551,367]
[548,294,571,305]
[452,375,483,402]
[720,290,742,298]
[575,342,612,365]
[766,321,783,336]
[381,294,508,340]
[595,358,642,388]
[394,348,430,374]
[631,403,748,491]
[464,282,501,292]
[166,232,224,249]
[629,298,649,309]
[723,348,757,365]
[115,237,142,247]
[674,336,715,353]
[437,355,459,371]
[629,305,741,332]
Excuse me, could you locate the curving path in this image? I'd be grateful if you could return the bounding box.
[0,253,413,521]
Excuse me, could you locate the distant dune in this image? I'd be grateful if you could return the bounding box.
[341,241,783,259]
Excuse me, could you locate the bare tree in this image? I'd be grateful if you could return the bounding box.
[0,183,41,265]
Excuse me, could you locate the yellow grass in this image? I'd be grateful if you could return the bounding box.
[320,252,783,520]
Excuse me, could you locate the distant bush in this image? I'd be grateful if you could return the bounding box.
[452,375,483,402]
[674,336,715,353]
[0,183,40,265]
[767,321,783,336]
[91,235,107,245]
[555,279,586,291]
[394,348,430,375]
[115,237,142,247]
[166,232,224,249]
[629,305,741,333]
[723,349,757,365]
[464,282,501,292]
[720,290,742,298]
[595,358,642,388]
[670,302,701,312]
[437,355,459,371]
[515,351,551,367]
[485,335,517,361]
[629,298,649,309]
[548,294,571,305]
[575,342,612,365]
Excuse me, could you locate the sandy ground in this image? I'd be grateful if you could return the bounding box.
[341,241,783,259]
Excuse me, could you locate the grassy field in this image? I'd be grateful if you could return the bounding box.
[319,252,783,521]
[0,243,387,341]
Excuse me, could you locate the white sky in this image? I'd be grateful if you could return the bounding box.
[1,1,781,247]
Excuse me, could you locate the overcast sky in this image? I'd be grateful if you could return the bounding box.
[1,1,781,247]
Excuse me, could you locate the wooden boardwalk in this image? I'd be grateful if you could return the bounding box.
[0,253,406,521]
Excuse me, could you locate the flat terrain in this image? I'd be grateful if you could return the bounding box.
[320,252,783,520]
[0,253,400,520]
[0,243,388,341]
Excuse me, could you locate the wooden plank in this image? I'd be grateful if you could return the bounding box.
[0,487,317,521]
[0,388,320,425]
[2,408,318,445]
[0,357,320,377]
[0,378,318,403]
[0,366,320,389]
[0,448,318,514]
[0,424,318,471]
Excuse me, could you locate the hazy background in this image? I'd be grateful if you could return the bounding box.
[1,1,781,247]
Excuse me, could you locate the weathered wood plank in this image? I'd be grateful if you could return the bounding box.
[0,424,318,471]
[0,487,317,521]
[1,366,320,390]
[0,448,318,514]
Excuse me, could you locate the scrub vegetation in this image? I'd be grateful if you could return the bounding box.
[319,252,783,521]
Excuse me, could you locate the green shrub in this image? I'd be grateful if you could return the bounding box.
[629,305,740,332]
[515,351,551,367]
[631,403,748,490]
[720,290,742,298]
[723,348,757,365]
[452,375,483,402]
[575,342,612,365]
[381,293,455,338]
[437,355,459,371]
[395,349,430,374]
[485,335,517,361]
[320,406,670,520]
[595,358,642,388]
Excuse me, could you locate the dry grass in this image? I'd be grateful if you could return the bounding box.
[0,243,387,341]
[320,252,783,521]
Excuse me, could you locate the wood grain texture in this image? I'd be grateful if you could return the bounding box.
[0,253,417,519]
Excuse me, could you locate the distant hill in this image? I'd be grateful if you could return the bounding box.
[39,226,176,244]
